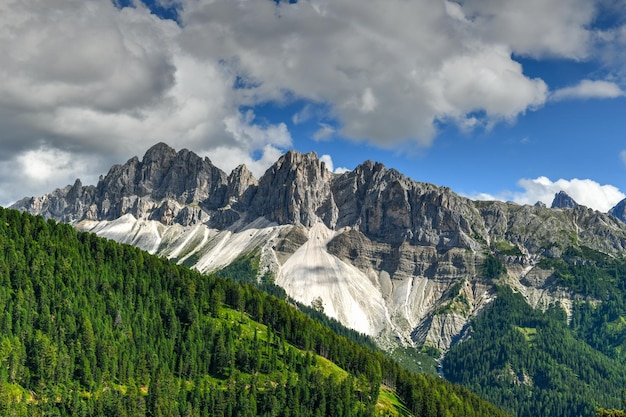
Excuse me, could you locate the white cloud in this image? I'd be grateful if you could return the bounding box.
[0,0,623,205]
[177,0,556,144]
[313,123,336,141]
[0,145,104,206]
[209,110,293,177]
[552,79,625,101]
[472,176,625,212]
[209,144,285,179]
[292,105,313,125]
[318,154,350,174]
[425,44,548,126]
[319,154,335,173]
[620,150,626,165]
[0,0,278,204]
[460,0,595,59]
[223,110,292,151]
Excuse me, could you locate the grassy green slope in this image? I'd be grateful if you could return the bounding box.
[0,207,509,417]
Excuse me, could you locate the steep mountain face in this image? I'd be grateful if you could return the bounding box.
[12,143,626,352]
[550,190,578,209]
[610,197,626,223]
[13,143,228,226]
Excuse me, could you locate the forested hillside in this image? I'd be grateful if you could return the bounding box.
[443,285,626,417]
[0,207,509,417]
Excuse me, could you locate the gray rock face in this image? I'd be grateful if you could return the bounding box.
[13,143,228,226]
[331,162,483,251]
[609,198,626,223]
[97,143,228,217]
[11,179,97,224]
[14,142,626,265]
[16,143,626,256]
[250,150,335,227]
[226,164,257,207]
[551,191,578,209]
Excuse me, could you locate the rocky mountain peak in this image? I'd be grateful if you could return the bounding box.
[551,191,578,209]
[225,164,257,207]
[11,144,232,225]
[142,142,177,164]
[609,198,626,223]
[275,150,328,174]
[251,150,335,227]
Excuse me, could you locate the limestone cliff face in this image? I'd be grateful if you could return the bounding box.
[12,179,97,224]
[94,143,228,222]
[331,161,481,250]
[12,143,626,352]
[610,198,626,224]
[225,164,257,207]
[551,191,578,209]
[250,150,335,227]
[477,201,626,253]
[13,143,228,226]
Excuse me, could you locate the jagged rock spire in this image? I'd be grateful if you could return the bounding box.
[551,191,578,209]
[610,198,626,223]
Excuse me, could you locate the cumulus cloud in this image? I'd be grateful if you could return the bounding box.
[552,79,625,101]
[0,0,271,204]
[0,145,105,206]
[425,44,548,127]
[223,110,292,152]
[459,0,595,59]
[211,110,293,177]
[0,0,623,205]
[208,144,286,179]
[313,124,336,141]
[472,176,625,212]
[319,155,335,173]
[177,0,555,143]
[319,154,350,175]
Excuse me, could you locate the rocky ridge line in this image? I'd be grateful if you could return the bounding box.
[11,143,626,351]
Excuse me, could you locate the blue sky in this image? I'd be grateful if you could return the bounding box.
[1,0,625,212]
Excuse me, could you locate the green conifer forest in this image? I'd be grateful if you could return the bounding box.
[0,207,509,416]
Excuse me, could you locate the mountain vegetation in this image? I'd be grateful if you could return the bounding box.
[0,207,509,417]
[441,236,626,417]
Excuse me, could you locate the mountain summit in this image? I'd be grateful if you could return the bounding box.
[12,143,626,351]
[550,191,578,209]
[609,197,626,223]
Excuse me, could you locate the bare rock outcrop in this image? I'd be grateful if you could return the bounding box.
[551,190,578,209]
[250,150,335,227]
[609,197,626,223]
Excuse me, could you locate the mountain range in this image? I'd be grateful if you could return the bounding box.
[12,142,626,355]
